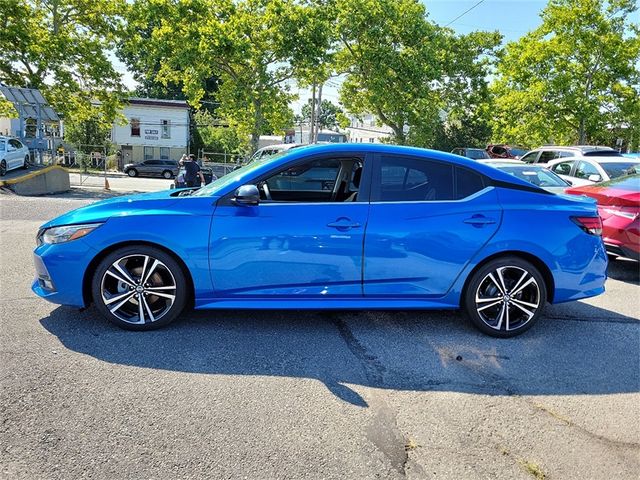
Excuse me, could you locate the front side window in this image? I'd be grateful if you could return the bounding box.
[130,118,141,137]
[0,140,5,151]
[9,139,23,149]
[551,160,574,176]
[161,120,170,139]
[377,156,454,201]
[144,147,154,161]
[520,152,538,164]
[575,161,599,179]
[261,157,343,202]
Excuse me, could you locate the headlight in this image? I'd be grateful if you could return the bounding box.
[38,223,103,245]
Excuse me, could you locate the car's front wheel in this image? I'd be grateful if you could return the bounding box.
[0,160,6,176]
[463,257,547,338]
[91,246,188,330]
[127,169,138,177]
[23,156,30,169]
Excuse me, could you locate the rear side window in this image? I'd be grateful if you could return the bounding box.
[455,168,485,199]
[0,141,5,151]
[539,151,559,163]
[377,156,454,201]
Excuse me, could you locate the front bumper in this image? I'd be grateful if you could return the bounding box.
[32,239,96,308]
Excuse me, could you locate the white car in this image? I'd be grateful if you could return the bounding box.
[520,145,622,164]
[546,156,640,186]
[0,136,30,176]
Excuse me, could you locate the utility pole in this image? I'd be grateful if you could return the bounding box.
[315,83,323,143]
[309,83,316,144]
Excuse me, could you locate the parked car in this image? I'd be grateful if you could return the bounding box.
[547,156,640,187]
[451,147,491,160]
[247,143,304,164]
[123,159,179,179]
[486,144,529,160]
[566,175,639,261]
[520,145,622,164]
[479,161,572,193]
[33,144,607,338]
[0,136,30,176]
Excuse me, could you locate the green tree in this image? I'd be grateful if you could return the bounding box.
[334,0,500,146]
[491,0,640,146]
[121,0,329,152]
[64,119,113,154]
[193,110,249,156]
[300,99,346,130]
[0,0,126,126]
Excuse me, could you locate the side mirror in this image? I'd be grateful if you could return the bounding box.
[233,184,260,206]
[588,174,602,182]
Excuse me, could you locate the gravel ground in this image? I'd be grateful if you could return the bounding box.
[1,193,638,480]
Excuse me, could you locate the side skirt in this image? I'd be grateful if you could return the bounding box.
[194,297,460,310]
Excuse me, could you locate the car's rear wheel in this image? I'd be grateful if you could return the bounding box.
[463,257,547,338]
[162,170,173,179]
[127,169,138,177]
[91,246,188,330]
[0,160,6,176]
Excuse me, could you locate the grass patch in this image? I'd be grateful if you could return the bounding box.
[518,459,546,480]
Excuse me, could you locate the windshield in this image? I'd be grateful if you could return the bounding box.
[192,156,275,197]
[497,166,568,187]
[509,148,529,157]
[600,162,640,179]
[467,149,490,159]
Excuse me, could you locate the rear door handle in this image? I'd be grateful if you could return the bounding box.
[464,215,496,226]
[327,217,361,231]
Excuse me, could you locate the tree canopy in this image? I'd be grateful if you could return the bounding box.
[300,99,348,131]
[491,0,640,147]
[0,0,125,126]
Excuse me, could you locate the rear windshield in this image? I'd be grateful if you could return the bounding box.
[498,166,568,187]
[583,150,622,157]
[600,162,640,179]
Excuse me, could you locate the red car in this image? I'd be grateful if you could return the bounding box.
[486,144,529,160]
[566,174,640,261]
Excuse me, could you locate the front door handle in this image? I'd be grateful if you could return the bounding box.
[464,215,496,227]
[327,217,361,231]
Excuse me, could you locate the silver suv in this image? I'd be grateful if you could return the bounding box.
[123,159,179,179]
[521,145,621,164]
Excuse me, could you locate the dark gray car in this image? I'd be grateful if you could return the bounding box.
[123,159,179,179]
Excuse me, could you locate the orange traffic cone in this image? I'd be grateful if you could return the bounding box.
[104,178,111,191]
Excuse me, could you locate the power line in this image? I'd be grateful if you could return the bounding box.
[444,0,488,27]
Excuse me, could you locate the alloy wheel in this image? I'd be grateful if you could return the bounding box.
[0,160,6,176]
[100,254,177,325]
[474,265,541,332]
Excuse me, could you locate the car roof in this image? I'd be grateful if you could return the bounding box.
[531,145,614,152]
[234,144,541,190]
[572,156,640,163]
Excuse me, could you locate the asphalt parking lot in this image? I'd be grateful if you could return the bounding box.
[1,191,639,480]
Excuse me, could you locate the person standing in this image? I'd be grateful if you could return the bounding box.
[184,154,205,188]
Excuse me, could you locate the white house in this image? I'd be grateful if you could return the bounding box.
[346,114,394,143]
[112,98,190,166]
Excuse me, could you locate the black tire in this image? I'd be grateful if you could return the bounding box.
[463,256,547,338]
[22,156,30,169]
[127,168,138,177]
[91,245,189,331]
[0,160,6,176]
[162,170,173,179]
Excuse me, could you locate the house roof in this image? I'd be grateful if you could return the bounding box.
[127,97,190,109]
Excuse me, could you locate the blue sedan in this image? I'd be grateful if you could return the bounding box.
[33,144,607,337]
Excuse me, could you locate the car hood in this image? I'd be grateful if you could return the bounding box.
[40,189,189,228]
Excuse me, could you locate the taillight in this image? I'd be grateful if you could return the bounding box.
[571,216,603,235]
